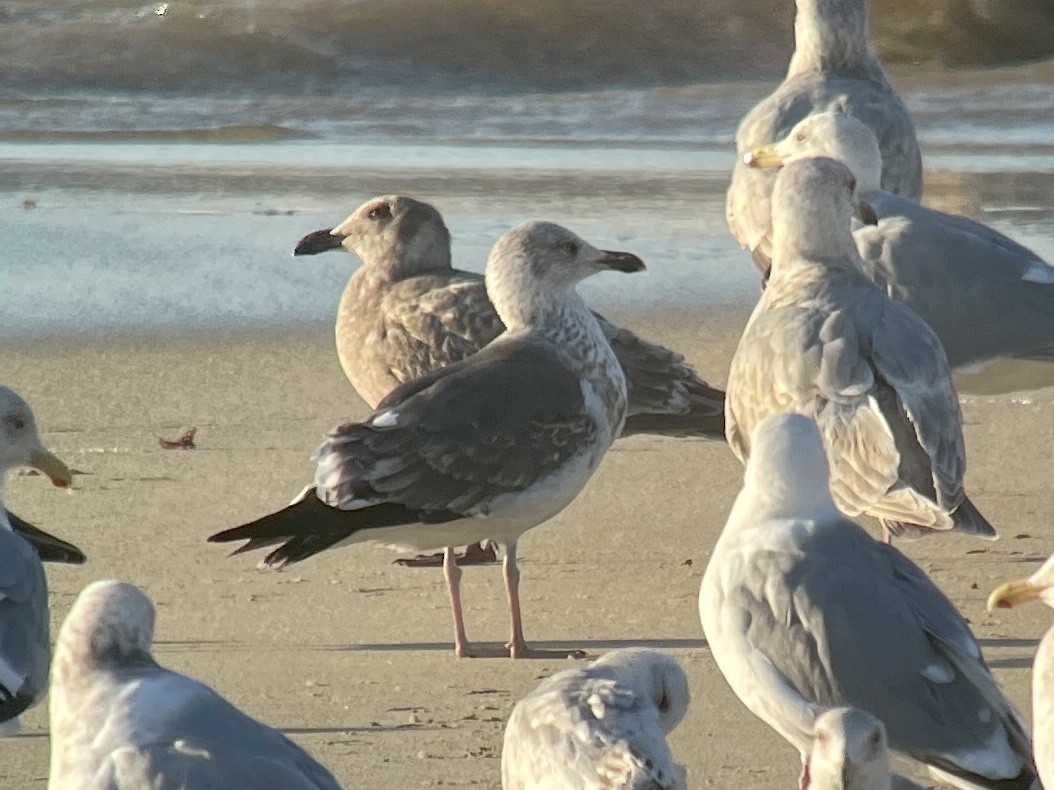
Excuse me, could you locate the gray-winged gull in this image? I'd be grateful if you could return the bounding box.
[211,221,644,658]
[294,195,725,440]
[726,0,921,273]
[0,387,73,737]
[724,157,995,542]
[47,580,342,789]
[0,386,73,735]
[988,552,1054,787]
[501,647,689,789]
[747,110,1054,394]
[699,412,1038,789]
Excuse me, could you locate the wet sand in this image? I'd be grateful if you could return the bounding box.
[0,313,1051,788]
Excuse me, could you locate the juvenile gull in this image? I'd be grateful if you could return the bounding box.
[294,195,725,440]
[724,157,995,541]
[699,413,1038,789]
[726,0,921,273]
[211,222,645,658]
[988,552,1054,787]
[0,386,73,734]
[501,648,689,789]
[748,110,1054,393]
[47,580,342,789]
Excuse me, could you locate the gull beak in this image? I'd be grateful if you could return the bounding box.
[744,144,785,170]
[293,228,343,256]
[987,578,1045,611]
[597,250,647,274]
[30,447,72,488]
[854,200,879,226]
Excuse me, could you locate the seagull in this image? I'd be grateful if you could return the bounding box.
[47,580,342,789]
[0,385,74,734]
[501,648,689,789]
[806,708,892,790]
[746,110,1054,393]
[724,156,995,542]
[211,221,645,658]
[727,0,921,274]
[293,195,724,440]
[700,412,1038,790]
[988,552,1054,787]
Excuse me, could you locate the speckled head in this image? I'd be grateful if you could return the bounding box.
[790,0,878,78]
[484,221,645,329]
[0,386,72,490]
[56,580,156,670]
[293,195,452,281]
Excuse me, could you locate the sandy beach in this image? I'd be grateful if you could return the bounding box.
[0,309,1050,788]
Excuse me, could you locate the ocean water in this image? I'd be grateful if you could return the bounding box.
[1,1,1053,339]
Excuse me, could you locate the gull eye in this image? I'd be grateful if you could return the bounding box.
[868,730,881,748]
[5,415,25,431]
[560,240,579,256]
[367,204,392,221]
[848,175,857,192]
[795,132,807,143]
[658,693,670,712]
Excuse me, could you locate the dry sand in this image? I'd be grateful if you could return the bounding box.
[0,309,1051,788]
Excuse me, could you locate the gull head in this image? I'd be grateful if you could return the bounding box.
[0,386,71,488]
[770,157,860,269]
[988,552,1054,613]
[743,413,838,518]
[806,707,891,790]
[55,580,156,672]
[746,112,882,195]
[592,648,690,734]
[293,195,452,280]
[485,221,645,329]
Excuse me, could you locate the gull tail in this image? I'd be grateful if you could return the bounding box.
[621,380,727,440]
[208,490,460,567]
[7,511,86,564]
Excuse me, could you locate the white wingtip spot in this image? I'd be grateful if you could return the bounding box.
[1022,258,1054,284]
[369,409,399,428]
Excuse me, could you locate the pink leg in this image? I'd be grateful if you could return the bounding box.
[503,542,585,660]
[443,547,471,657]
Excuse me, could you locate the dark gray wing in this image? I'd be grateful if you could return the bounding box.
[594,314,725,439]
[325,339,597,514]
[0,529,50,721]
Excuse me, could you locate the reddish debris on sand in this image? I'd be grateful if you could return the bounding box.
[158,427,197,450]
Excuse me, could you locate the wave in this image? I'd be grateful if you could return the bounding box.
[2,0,1052,96]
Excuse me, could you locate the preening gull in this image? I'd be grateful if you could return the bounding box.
[988,552,1054,787]
[748,110,1054,393]
[724,157,995,542]
[211,222,645,658]
[699,412,1038,789]
[501,648,689,789]
[294,195,725,440]
[0,385,73,734]
[47,580,342,789]
[726,0,921,273]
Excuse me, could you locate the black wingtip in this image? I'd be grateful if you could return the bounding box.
[7,511,87,565]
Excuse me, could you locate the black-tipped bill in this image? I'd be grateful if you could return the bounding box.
[598,250,647,273]
[293,228,343,256]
